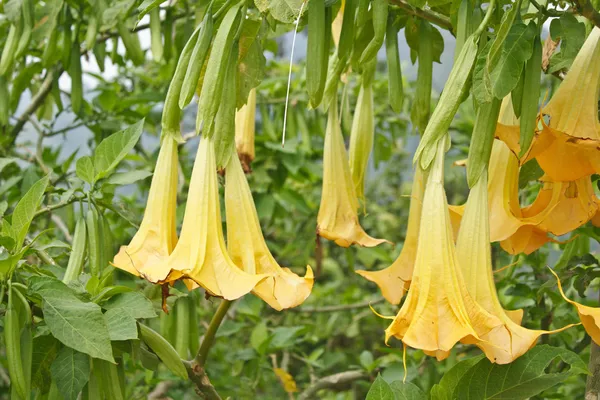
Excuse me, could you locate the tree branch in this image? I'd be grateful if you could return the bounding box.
[183,360,223,400]
[571,0,600,29]
[298,371,370,400]
[8,68,58,148]
[389,0,453,32]
[293,297,385,313]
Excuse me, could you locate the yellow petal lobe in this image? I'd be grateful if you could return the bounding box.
[235,88,256,172]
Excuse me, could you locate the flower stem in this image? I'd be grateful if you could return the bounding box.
[195,299,233,367]
[474,0,497,37]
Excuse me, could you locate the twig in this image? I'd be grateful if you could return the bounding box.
[183,360,222,400]
[195,299,233,367]
[297,371,369,400]
[147,381,173,399]
[35,197,79,217]
[293,297,385,313]
[388,0,453,32]
[8,68,58,147]
[51,215,73,243]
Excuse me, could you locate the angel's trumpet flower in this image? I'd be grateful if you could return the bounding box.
[112,136,179,282]
[383,135,501,360]
[457,173,576,364]
[450,139,554,255]
[225,153,314,310]
[551,268,599,345]
[317,98,388,247]
[162,137,268,299]
[235,88,256,172]
[356,167,426,304]
[349,81,374,204]
[496,28,600,181]
[521,176,598,236]
[535,27,600,181]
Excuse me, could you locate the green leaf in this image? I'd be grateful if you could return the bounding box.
[518,159,544,189]
[390,381,427,400]
[104,309,138,341]
[405,20,444,63]
[452,345,587,399]
[102,292,157,319]
[105,169,153,185]
[76,156,95,184]
[548,14,586,72]
[136,0,162,23]
[93,119,144,181]
[50,347,90,400]
[489,22,536,99]
[486,0,521,72]
[0,157,16,174]
[250,322,269,354]
[366,374,395,400]
[29,276,115,362]
[31,335,60,393]
[254,0,305,24]
[430,355,484,400]
[11,175,50,250]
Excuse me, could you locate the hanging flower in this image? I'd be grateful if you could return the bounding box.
[235,88,256,172]
[225,152,314,310]
[383,135,501,360]
[535,27,600,181]
[356,167,426,304]
[349,80,374,204]
[550,269,599,345]
[162,137,268,299]
[112,136,179,283]
[317,97,388,247]
[450,139,555,255]
[496,28,600,181]
[456,173,575,364]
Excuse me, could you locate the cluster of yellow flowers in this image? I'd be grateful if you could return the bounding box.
[112,89,313,311]
[319,27,600,365]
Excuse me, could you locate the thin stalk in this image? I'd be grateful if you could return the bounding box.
[195,299,233,367]
[474,0,497,37]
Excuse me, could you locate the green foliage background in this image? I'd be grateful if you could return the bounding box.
[0,0,600,399]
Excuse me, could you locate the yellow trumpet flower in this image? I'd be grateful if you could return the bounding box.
[384,135,501,360]
[225,153,314,310]
[457,173,576,364]
[356,167,426,304]
[551,268,599,345]
[235,88,256,172]
[521,176,598,236]
[349,81,374,204]
[495,29,600,181]
[535,27,600,181]
[112,136,179,282]
[162,137,268,299]
[317,98,388,247]
[450,139,554,255]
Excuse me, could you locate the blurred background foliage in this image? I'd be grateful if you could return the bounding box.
[1,0,600,398]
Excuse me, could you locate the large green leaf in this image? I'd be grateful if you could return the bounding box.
[254,0,304,24]
[31,335,60,393]
[430,355,485,400]
[489,22,536,99]
[50,347,90,400]
[451,345,587,399]
[29,277,115,362]
[366,374,395,400]
[93,119,144,181]
[11,174,50,250]
[75,156,95,184]
[548,14,586,72]
[104,309,138,341]
[102,292,157,319]
[390,381,427,400]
